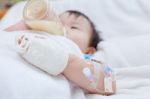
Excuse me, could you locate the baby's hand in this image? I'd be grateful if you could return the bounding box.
[5,20,29,32]
[16,33,69,76]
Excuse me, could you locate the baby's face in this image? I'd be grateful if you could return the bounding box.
[59,12,93,53]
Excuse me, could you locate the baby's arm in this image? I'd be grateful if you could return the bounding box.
[64,54,116,95]
[16,34,116,95]
[4,20,30,31]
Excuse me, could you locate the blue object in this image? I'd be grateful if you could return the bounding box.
[104,65,113,73]
[84,54,93,60]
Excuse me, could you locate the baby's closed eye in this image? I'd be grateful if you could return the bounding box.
[71,26,78,29]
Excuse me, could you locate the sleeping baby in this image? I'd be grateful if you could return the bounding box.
[5,0,116,95]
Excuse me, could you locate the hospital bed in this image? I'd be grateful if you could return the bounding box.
[0,0,150,99]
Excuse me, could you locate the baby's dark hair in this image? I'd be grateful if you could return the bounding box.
[66,10,103,50]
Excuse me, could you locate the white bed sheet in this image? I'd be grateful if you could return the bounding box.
[0,0,150,99]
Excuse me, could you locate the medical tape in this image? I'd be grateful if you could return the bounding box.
[82,58,115,94]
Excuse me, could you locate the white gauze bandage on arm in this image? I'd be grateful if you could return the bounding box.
[15,33,82,75]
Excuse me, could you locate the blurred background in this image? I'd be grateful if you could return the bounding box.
[0,0,25,19]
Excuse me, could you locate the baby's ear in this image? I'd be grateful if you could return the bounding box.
[85,47,96,54]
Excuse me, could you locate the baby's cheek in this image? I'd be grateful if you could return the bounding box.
[76,37,89,51]
[67,31,89,51]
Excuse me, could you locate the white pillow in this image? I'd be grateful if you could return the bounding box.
[107,34,150,66]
